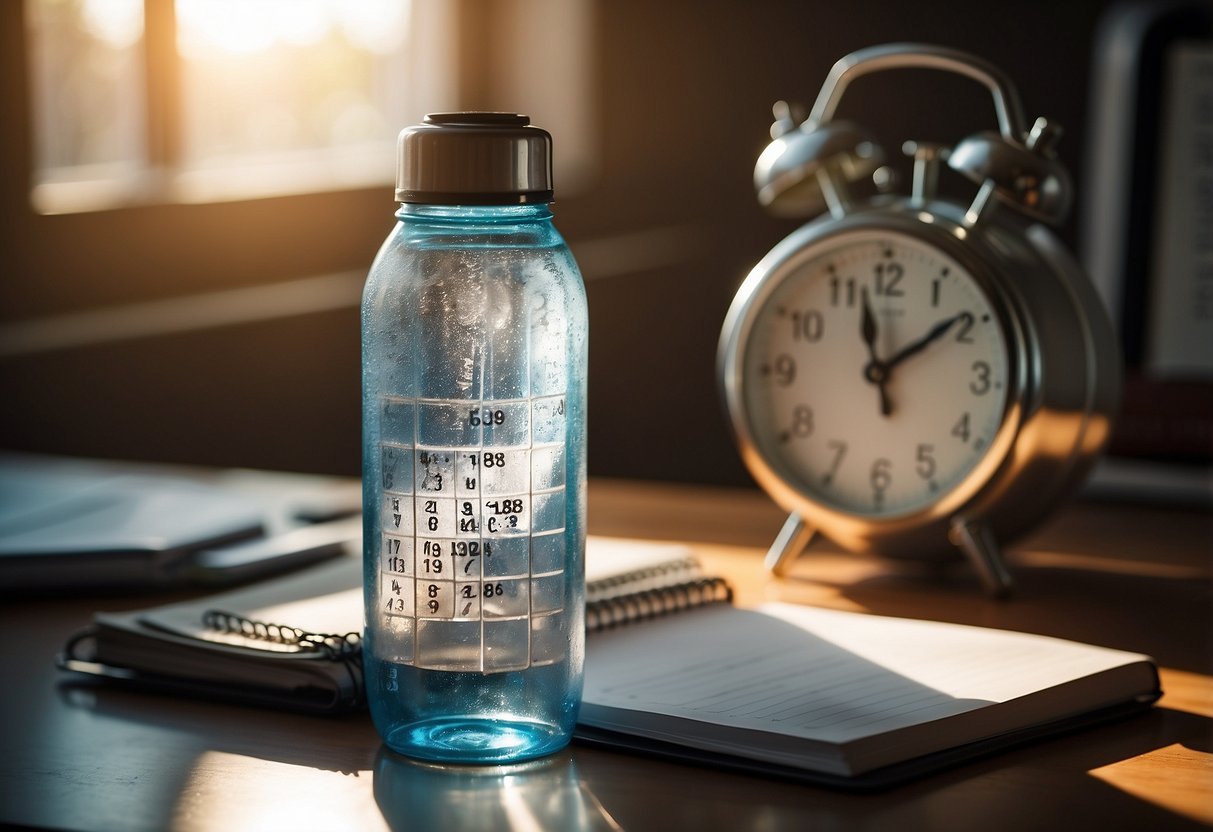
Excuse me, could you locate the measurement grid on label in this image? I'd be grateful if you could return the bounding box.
[380,531,566,619]
[374,395,568,671]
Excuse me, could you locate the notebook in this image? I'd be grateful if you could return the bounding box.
[0,453,361,591]
[578,603,1159,787]
[58,538,1160,787]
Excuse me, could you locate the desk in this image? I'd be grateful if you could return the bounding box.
[1,477,1210,831]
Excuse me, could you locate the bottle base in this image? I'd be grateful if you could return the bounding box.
[382,715,571,764]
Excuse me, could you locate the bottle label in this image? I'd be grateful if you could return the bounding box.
[374,394,568,672]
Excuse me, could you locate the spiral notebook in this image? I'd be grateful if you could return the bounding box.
[57,537,731,715]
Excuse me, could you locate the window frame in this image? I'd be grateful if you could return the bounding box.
[2,0,594,326]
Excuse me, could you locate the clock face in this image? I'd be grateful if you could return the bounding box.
[741,230,1011,518]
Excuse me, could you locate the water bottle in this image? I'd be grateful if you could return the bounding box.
[361,113,588,763]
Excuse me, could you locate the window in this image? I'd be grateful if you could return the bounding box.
[26,0,456,212]
[27,0,146,207]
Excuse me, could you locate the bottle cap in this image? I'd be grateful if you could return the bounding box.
[395,112,554,205]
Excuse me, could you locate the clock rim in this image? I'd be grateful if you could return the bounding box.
[719,210,1033,546]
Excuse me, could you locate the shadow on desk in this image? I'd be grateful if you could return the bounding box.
[573,707,1213,831]
[753,500,1212,676]
[44,684,379,829]
[56,683,379,773]
[777,558,1212,676]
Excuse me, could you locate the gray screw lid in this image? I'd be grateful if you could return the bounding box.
[395,112,554,205]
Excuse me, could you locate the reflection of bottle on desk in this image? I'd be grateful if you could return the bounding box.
[361,113,588,764]
[374,748,619,832]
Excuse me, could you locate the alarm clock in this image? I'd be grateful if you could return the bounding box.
[718,44,1120,595]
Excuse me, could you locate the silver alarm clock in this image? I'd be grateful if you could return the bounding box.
[718,44,1120,595]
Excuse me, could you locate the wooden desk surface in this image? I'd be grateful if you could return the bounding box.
[1,477,1210,831]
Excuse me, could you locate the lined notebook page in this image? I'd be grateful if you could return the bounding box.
[582,602,1152,745]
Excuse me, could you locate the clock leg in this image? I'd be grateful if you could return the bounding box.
[765,512,818,576]
[949,517,1014,597]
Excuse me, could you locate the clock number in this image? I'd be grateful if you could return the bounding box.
[773,353,796,386]
[873,262,904,297]
[931,278,942,307]
[870,458,892,495]
[830,276,857,308]
[952,412,971,443]
[823,440,847,486]
[969,360,992,395]
[791,309,824,342]
[915,444,936,479]
[790,405,814,438]
[955,312,975,344]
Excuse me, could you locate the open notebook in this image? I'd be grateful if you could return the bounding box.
[59,537,1159,787]
[579,603,1159,786]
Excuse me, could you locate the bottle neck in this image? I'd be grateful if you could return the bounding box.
[396,203,553,223]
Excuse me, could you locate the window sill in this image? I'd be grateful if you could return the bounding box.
[31,143,396,215]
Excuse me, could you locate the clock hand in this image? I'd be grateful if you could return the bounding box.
[859,288,893,417]
[884,311,972,372]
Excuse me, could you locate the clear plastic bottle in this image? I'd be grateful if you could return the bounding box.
[361,113,587,763]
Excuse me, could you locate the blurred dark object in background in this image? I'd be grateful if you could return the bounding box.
[1081,1,1212,473]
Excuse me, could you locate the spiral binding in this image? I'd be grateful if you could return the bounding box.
[202,609,362,658]
[586,577,733,632]
[202,609,365,709]
[586,556,703,601]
